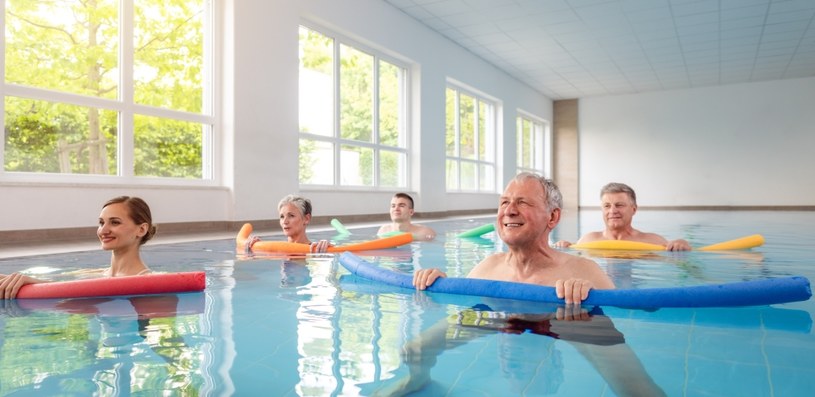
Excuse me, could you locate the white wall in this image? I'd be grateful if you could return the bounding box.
[0,0,552,232]
[0,184,231,230]
[578,77,815,208]
[296,0,552,217]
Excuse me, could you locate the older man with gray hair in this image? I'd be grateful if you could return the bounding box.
[555,182,691,251]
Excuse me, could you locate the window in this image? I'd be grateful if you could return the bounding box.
[2,0,214,181]
[445,85,496,192]
[298,25,408,188]
[516,112,551,177]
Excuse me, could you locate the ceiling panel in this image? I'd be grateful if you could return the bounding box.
[384,0,815,99]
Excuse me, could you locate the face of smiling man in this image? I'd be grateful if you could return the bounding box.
[496,177,557,247]
[601,192,636,231]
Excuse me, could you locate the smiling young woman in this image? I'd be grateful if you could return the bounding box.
[0,196,157,299]
[98,196,156,277]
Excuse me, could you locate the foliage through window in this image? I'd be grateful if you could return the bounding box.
[445,85,496,192]
[2,0,213,180]
[516,112,551,177]
[298,25,407,188]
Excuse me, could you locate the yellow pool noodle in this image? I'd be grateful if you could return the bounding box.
[569,240,666,251]
[696,234,765,251]
[569,234,765,251]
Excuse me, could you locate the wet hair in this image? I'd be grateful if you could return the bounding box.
[393,192,415,209]
[600,182,637,206]
[278,194,313,217]
[511,172,563,213]
[103,196,156,245]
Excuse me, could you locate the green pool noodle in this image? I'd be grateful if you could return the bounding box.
[457,222,495,238]
[331,218,351,235]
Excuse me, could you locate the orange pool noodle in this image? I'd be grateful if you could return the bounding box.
[237,223,412,254]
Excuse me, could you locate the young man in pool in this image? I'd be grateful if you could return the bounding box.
[413,172,614,303]
[554,182,691,251]
[377,192,437,241]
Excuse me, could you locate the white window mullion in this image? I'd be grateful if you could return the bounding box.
[453,90,461,190]
[333,39,342,186]
[201,0,216,180]
[474,99,481,185]
[373,57,380,185]
[120,0,135,178]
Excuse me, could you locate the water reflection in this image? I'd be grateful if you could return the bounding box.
[0,293,207,395]
[362,301,666,397]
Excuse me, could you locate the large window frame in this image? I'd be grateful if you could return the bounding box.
[1,0,217,186]
[516,110,552,178]
[298,23,410,190]
[445,82,497,193]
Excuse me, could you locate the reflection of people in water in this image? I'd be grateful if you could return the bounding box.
[91,295,199,394]
[52,294,180,317]
[53,295,186,355]
[373,303,665,397]
[280,260,313,288]
[1,293,204,395]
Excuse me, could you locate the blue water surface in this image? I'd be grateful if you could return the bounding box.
[0,210,813,396]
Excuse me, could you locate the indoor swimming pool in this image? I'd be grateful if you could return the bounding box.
[0,210,813,396]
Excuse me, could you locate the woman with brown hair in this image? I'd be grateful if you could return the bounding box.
[0,196,157,299]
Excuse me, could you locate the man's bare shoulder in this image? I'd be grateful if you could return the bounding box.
[576,231,605,243]
[467,253,507,279]
[415,224,435,233]
[556,251,615,289]
[378,224,395,234]
[637,231,669,245]
[408,223,436,240]
[558,250,599,267]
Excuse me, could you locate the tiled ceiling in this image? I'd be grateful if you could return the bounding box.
[383,0,815,99]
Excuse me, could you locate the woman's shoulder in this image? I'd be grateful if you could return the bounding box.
[103,266,152,277]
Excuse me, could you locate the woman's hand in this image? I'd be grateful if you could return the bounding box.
[0,272,41,300]
[310,239,332,253]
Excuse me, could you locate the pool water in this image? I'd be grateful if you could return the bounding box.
[0,211,813,396]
